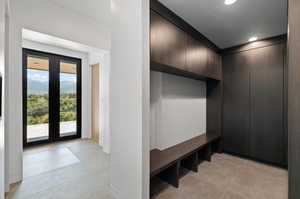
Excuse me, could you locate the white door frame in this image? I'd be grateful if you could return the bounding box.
[0,0,10,198]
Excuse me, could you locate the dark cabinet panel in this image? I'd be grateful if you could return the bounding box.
[207,49,222,80]
[150,10,186,71]
[186,35,207,76]
[223,42,286,165]
[223,52,251,156]
[288,0,300,195]
[249,44,284,165]
[150,10,158,62]
[207,80,222,136]
[150,10,221,81]
[283,45,288,166]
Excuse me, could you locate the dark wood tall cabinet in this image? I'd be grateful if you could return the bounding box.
[249,44,285,165]
[223,52,251,156]
[222,40,286,166]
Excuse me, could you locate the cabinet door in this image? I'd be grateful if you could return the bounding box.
[150,10,158,62]
[150,11,186,70]
[207,48,222,80]
[186,35,207,76]
[249,44,284,165]
[223,52,251,156]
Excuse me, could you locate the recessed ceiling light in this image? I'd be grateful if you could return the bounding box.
[248,36,258,42]
[224,0,237,5]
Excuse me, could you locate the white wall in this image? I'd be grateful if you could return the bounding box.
[22,39,91,139]
[150,71,206,150]
[13,0,110,51]
[4,1,9,193]
[150,71,161,150]
[98,52,111,154]
[0,0,5,197]
[110,0,149,198]
[7,0,111,184]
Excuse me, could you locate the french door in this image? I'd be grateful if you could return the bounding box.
[23,49,82,147]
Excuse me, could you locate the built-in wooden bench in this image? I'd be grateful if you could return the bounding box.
[150,134,221,188]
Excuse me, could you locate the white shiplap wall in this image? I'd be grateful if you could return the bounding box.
[150,71,206,150]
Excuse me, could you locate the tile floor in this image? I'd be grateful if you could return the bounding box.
[6,141,288,199]
[6,139,112,199]
[151,153,288,199]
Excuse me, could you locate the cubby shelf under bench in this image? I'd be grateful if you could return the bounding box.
[150,134,222,188]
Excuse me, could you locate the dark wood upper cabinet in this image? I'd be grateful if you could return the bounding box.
[150,10,221,81]
[186,35,207,76]
[150,10,158,62]
[207,49,222,80]
[150,10,187,71]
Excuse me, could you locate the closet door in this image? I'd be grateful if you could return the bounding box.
[223,52,251,156]
[250,44,284,165]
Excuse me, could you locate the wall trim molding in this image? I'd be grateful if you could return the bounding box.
[221,34,287,55]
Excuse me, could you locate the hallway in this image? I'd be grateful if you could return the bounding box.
[6,140,111,199]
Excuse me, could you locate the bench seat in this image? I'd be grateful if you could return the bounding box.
[150,134,221,188]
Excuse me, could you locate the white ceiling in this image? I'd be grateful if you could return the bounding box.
[158,0,287,48]
[46,0,287,48]
[48,0,111,27]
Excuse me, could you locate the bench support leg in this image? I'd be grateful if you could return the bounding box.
[204,144,212,162]
[212,138,223,154]
[216,139,223,153]
[181,152,198,172]
[158,162,180,188]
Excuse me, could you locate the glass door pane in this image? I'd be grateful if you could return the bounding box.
[59,60,77,137]
[24,49,81,146]
[26,55,50,142]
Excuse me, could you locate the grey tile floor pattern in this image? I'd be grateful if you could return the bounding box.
[6,140,287,199]
[23,147,80,178]
[6,139,112,199]
[151,153,288,199]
